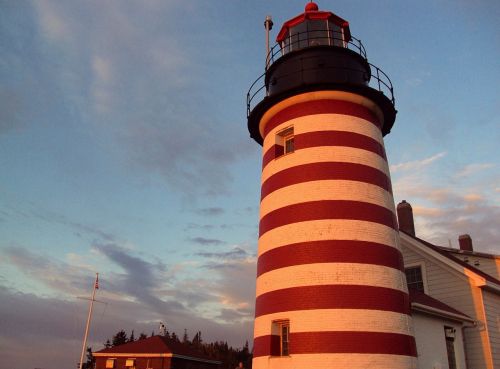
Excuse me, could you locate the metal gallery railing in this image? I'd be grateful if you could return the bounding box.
[247,30,395,117]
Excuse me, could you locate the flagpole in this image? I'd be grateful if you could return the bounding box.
[79,273,98,369]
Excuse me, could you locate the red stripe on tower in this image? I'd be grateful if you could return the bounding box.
[257,240,404,276]
[254,332,417,357]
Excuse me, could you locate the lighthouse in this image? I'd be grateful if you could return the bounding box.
[246,3,416,369]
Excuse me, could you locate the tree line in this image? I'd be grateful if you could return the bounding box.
[83,329,252,369]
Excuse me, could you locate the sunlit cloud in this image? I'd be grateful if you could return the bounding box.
[455,163,495,178]
[34,0,71,42]
[390,152,446,173]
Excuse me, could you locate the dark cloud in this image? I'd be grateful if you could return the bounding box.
[195,207,225,216]
[93,243,185,315]
[189,237,225,246]
[9,202,116,242]
[197,247,248,260]
[216,308,253,324]
[184,223,216,231]
[235,206,257,215]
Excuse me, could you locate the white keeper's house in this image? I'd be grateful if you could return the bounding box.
[398,200,500,369]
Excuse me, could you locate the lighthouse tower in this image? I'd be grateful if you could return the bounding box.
[246,3,416,369]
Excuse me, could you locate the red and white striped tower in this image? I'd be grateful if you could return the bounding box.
[246,3,416,369]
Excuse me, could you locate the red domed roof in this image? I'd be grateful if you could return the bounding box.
[305,2,319,12]
[276,4,351,43]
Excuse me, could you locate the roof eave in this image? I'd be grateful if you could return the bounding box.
[411,303,475,323]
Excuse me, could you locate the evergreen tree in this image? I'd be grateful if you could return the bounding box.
[192,331,202,348]
[138,332,148,340]
[171,332,179,342]
[112,330,128,346]
[81,346,95,369]
[129,330,135,342]
[102,328,253,369]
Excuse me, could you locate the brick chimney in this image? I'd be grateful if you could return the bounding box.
[458,234,473,252]
[397,200,415,236]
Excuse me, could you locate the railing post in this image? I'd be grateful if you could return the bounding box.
[377,67,381,91]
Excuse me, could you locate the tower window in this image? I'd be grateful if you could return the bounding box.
[404,266,424,292]
[276,126,294,158]
[272,320,290,356]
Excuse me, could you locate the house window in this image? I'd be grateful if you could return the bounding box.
[444,327,457,369]
[405,266,424,292]
[125,359,136,369]
[105,359,115,368]
[275,127,294,158]
[272,320,290,356]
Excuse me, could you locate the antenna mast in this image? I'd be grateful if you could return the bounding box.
[264,15,273,70]
[79,273,99,369]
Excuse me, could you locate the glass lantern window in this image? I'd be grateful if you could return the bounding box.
[307,20,329,46]
[328,21,345,47]
[281,19,346,54]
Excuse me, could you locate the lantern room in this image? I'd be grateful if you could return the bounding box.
[247,2,397,145]
[276,2,352,54]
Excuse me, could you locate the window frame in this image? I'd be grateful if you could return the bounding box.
[284,134,294,155]
[404,262,428,293]
[280,321,290,356]
[444,326,457,369]
[275,126,295,158]
[272,319,290,357]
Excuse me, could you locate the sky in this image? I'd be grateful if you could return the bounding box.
[0,1,499,368]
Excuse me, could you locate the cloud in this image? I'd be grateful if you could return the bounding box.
[0,238,256,369]
[189,237,225,246]
[28,205,115,242]
[2,246,96,294]
[195,207,225,216]
[196,247,249,260]
[93,242,186,314]
[414,199,500,254]
[0,284,252,369]
[455,163,495,178]
[0,88,24,134]
[185,223,216,231]
[26,0,258,197]
[390,152,447,173]
[392,157,500,254]
[33,0,71,42]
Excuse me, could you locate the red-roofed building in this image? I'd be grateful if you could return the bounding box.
[398,200,500,369]
[93,336,221,369]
